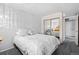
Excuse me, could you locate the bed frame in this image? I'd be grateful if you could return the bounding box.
[13,44,23,55]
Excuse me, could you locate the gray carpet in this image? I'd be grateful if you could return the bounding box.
[53,41,79,55]
[0,41,79,55]
[0,48,22,55]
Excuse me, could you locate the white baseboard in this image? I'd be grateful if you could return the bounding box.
[0,46,14,53]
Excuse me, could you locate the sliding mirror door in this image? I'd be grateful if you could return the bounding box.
[42,12,65,43]
[51,18,60,38]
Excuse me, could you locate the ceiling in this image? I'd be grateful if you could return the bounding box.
[4,3,79,17]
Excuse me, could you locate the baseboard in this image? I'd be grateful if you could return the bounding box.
[0,46,14,53]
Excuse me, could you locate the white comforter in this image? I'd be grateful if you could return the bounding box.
[13,34,60,55]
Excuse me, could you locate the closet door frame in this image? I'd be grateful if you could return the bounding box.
[75,15,78,46]
[78,16,79,46]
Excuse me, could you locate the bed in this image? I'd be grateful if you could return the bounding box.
[13,34,60,55]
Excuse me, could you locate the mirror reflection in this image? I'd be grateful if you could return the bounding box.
[44,18,60,38]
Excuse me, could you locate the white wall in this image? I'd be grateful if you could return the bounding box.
[0,5,41,52]
[15,10,41,33]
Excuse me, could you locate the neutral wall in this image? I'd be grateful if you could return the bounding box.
[0,5,41,52]
[15,10,41,33]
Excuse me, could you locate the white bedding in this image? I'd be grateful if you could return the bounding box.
[13,34,60,55]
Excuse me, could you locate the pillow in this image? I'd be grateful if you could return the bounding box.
[16,28,36,36]
[16,29,27,36]
[27,30,33,35]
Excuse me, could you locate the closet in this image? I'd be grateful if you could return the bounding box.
[65,15,78,45]
[41,12,78,46]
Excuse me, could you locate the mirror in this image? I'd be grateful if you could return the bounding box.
[42,12,65,43]
[44,18,60,38]
[51,18,60,37]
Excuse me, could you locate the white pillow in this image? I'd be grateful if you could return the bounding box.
[27,30,33,35]
[16,29,27,36]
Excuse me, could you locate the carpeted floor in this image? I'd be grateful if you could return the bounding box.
[53,41,79,55]
[0,41,79,55]
[0,47,22,55]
